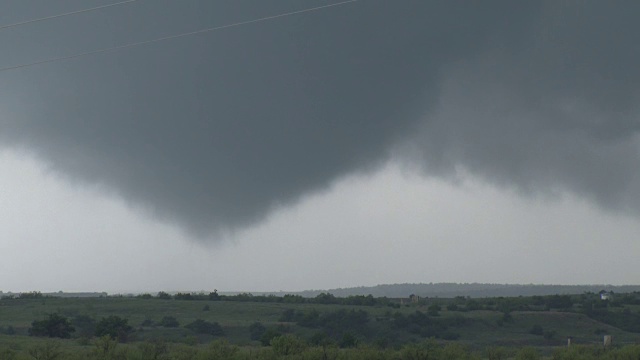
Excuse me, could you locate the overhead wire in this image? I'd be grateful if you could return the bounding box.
[0,0,142,31]
[0,0,358,74]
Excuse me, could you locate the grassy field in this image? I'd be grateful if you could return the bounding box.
[1,294,639,359]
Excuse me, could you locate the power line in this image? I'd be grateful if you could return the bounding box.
[0,0,358,74]
[0,0,142,31]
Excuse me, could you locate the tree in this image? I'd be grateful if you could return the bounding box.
[260,328,282,346]
[29,313,75,339]
[156,291,171,300]
[95,316,132,342]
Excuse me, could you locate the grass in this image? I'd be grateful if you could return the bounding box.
[1,295,639,358]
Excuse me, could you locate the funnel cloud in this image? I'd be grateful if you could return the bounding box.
[2,1,639,239]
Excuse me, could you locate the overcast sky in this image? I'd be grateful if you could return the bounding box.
[1,0,639,293]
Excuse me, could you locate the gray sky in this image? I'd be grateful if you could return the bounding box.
[1,0,639,293]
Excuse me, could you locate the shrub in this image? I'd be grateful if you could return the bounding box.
[95,316,133,342]
[91,335,119,359]
[0,348,17,360]
[204,339,239,359]
[486,346,509,360]
[515,347,540,360]
[260,328,282,346]
[29,313,75,339]
[137,339,168,359]
[27,341,64,360]
[270,334,307,356]
[339,332,358,348]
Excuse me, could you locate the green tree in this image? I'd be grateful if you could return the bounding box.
[156,291,171,300]
[29,313,75,339]
[95,316,132,342]
[260,328,282,346]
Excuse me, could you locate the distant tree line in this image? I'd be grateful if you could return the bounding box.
[26,313,224,342]
[137,290,399,307]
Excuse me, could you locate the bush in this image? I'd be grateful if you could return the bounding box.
[339,332,358,348]
[486,346,509,360]
[428,304,442,316]
[137,339,168,359]
[27,341,64,360]
[270,334,307,356]
[260,328,283,346]
[515,347,540,360]
[95,316,132,342]
[91,335,120,359]
[0,348,17,360]
[204,339,238,359]
[29,313,75,339]
[400,340,442,360]
[441,343,472,359]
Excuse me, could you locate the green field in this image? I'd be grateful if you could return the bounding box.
[1,292,639,359]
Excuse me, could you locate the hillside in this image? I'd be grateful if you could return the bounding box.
[290,283,640,298]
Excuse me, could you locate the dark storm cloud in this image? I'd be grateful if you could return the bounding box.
[404,1,640,212]
[1,1,638,238]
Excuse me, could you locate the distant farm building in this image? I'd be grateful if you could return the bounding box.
[599,291,613,301]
